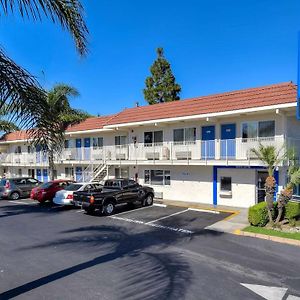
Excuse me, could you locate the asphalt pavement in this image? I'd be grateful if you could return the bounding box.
[0,199,300,300]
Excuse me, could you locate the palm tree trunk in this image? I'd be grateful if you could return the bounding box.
[48,151,55,181]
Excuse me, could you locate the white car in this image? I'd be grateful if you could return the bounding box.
[53,182,102,206]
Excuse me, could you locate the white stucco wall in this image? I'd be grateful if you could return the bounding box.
[136,165,213,204]
[217,168,256,208]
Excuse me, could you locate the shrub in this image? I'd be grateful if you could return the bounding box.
[248,202,276,227]
[285,202,300,221]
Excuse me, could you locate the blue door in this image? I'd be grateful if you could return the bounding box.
[43,169,48,182]
[36,145,41,163]
[84,138,91,160]
[75,167,82,182]
[76,139,82,160]
[37,169,42,181]
[201,126,215,159]
[221,124,236,159]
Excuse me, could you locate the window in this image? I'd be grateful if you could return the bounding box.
[173,128,196,144]
[258,121,275,138]
[220,177,232,192]
[93,137,103,149]
[26,178,38,184]
[13,178,26,185]
[242,120,275,141]
[27,146,34,153]
[115,167,129,178]
[144,170,170,185]
[64,140,69,149]
[15,146,22,154]
[18,169,22,177]
[144,131,163,146]
[65,167,74,178]
[115,136,127,147]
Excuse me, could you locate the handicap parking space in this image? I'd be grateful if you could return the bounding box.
[110,204,232,234]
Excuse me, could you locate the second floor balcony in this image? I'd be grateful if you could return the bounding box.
[2,136,298,166]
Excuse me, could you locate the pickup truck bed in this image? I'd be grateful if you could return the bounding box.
[73,179,154,216]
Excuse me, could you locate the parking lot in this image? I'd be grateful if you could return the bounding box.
[1,199,300,300]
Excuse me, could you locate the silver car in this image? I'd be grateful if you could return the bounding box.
[0,177,41,200]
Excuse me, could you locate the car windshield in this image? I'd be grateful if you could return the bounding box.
[64,184,83,191]
[40,182,53,189]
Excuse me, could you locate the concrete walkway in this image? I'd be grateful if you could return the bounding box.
[154,199,249,234]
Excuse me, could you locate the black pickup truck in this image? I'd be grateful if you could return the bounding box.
[73,178,154,215]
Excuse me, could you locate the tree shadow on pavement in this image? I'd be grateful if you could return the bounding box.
[1,224,223,299]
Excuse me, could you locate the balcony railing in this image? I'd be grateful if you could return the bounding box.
[1,136,297,165]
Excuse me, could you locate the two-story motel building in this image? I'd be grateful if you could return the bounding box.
[1,82,299,208]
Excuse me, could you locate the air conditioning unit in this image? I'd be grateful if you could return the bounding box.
[28,158,34,163]
[15,158,21,163]
[175,151,192,160]
[116,153,126,160]
[145,152,159,160]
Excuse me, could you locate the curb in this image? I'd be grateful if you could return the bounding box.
[234,229,300,247]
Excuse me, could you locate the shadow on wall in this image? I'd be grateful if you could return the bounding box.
[1,224,223,299]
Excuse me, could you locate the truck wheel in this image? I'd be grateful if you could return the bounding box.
[143,194,153,206]
[10,192,20,200]
[85,207,95,215]
[102,201,115,216]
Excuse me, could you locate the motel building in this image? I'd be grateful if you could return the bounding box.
[0,82,300,208]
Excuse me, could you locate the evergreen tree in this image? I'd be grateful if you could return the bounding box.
[143,48,181,105]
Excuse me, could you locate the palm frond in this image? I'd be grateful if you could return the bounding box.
[290,168,300,187]
[0,0,88,55]
[0,119,19,132]
[0,48,47,128]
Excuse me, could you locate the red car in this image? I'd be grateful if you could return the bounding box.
[30,179,75,203]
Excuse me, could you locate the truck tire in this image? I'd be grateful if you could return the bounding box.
[102,201,115,216]
[143,194,153,206]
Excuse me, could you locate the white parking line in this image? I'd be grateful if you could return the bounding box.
[187,208,220,214]
[112,205,157,217]
[153,203,167,208]
[146,209,189,224]
[9,200,36,205]
[110,215,193,234]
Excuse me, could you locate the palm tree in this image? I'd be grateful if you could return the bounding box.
[0,0,88,128]
[275,150,300,223]
[0,106,19,133]
[30,84,90,180]
[251,144,287,224]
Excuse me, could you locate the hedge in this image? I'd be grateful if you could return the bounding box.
[285,202,300,220]
[248,202,276,227]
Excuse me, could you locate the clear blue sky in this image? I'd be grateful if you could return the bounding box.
[1,0,300,116]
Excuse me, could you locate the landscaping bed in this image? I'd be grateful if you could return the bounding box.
[245,201,300,242]
[243,225,300,241]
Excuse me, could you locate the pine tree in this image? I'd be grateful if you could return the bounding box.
[143,48,181,105]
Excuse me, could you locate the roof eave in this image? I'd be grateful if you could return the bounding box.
[104,102,297,129]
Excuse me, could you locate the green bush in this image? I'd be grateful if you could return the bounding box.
[285,202,300,220]
[248,202,276,227]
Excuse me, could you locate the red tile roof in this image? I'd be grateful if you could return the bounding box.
[66,115,115,132]
[107,82,296,125]
[0,130,30,142]
[0,82,296,142]
[0,115,115,142]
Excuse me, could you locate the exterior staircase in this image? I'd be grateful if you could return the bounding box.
[79,163,111,183]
